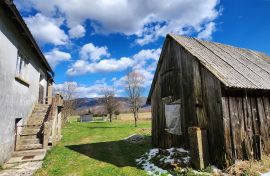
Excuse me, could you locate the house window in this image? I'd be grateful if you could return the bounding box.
[164,99,182,135]
[16,51,29,81]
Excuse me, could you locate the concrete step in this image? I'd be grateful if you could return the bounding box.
[31,113,47,117]
[21,128,42,135]
[12,149,46,157]
[27,119,44,125]
[33,109,48,113]
[5,153,46,165]
[28,116,46,121]
[33,107,49,112]
[20,134,41,140]
[17,144,43,151]
[24,124,42,129]
[33,107,49,111]
[35,105,50,108]
[19,138,41,145]
[33,109,49,113]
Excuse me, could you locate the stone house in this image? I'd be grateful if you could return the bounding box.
[0,1,61,165]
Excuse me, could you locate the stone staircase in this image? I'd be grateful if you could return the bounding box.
[4,104,50,167]
[16,104,50,151]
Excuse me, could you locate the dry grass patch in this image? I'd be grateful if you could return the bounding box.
[116,112,151,121]
[225,155,270,176]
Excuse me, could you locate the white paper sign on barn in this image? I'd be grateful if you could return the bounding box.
[165,99,181,135]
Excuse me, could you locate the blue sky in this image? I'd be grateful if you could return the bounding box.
[14,0,270,98]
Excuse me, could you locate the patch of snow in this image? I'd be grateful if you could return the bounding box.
[261,170,270,176]
[136,148,226,176]
[182,156,191,164]
[136,148,190,176]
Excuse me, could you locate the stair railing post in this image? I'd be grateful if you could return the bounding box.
[43,121,49,149]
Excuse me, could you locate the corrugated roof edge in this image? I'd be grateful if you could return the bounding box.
[146,34,270,104]
[1,1,54,77]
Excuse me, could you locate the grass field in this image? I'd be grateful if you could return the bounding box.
[35,117,151,176]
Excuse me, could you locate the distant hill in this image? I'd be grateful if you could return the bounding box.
[73,97,151,114]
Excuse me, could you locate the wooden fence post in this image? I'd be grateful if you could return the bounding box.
[188,127,210,170]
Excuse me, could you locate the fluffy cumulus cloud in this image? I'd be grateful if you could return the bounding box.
[45,49,71,68]
[68,25,86,39]
[80,43,110,61]
[24,13,68,45]
[67,42,161,76]
[197,22,216,40]
[133,48,161,70]
[16,0,220,45]
[67,57,134,75]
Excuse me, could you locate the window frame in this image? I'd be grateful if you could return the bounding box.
[15,51,29,86]
[163,98,182,135]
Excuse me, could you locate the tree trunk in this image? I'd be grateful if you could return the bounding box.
[109,113,112,122]
[134,111,137,127]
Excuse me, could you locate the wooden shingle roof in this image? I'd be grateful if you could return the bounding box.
[171,34,270,90]
[147,34,270,103]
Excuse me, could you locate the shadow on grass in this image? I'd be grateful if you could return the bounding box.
[66,137,151,167]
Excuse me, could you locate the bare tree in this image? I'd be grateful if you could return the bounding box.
[124,71,145,127]
[101,87,119,122]
[55,82,77,124]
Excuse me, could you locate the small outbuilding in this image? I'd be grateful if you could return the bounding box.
[78,113,93,122]
[147,34,270,167]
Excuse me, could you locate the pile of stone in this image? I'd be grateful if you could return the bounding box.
[124,134,145,144]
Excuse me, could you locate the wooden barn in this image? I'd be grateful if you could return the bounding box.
[147,34,270,167]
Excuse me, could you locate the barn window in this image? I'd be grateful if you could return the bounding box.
[164,99,181,135]
[16,51,29,81]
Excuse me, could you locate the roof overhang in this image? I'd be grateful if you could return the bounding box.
[1,1,54,77]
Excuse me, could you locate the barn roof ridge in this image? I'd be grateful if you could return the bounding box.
[147,34,270,103]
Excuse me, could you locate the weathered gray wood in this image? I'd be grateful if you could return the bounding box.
[150,35,270,169]
[221,97,233,166]
[262,97,270,153]
[200,66,224,166]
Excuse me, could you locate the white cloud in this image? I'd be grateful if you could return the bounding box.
[80,43,110,61]
[133,48,161,70]
[67,47,161,76]
[24,13,68,45]
[59,48,162,97]
[68,25,86,39]
[197,22,216,40]
[45,49,71,68]
[133,48,161,61]
[16,0,220,45]
[67,57,134,75]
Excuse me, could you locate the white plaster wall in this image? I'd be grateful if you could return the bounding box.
[0,8,48,164]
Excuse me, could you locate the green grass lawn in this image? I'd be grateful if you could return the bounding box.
[35,118,151,176]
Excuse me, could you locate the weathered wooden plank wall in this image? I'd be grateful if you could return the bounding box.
[151,37,226,166]
[151,36,270,168]
[221,95,270,165]
[199,66,225,166]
